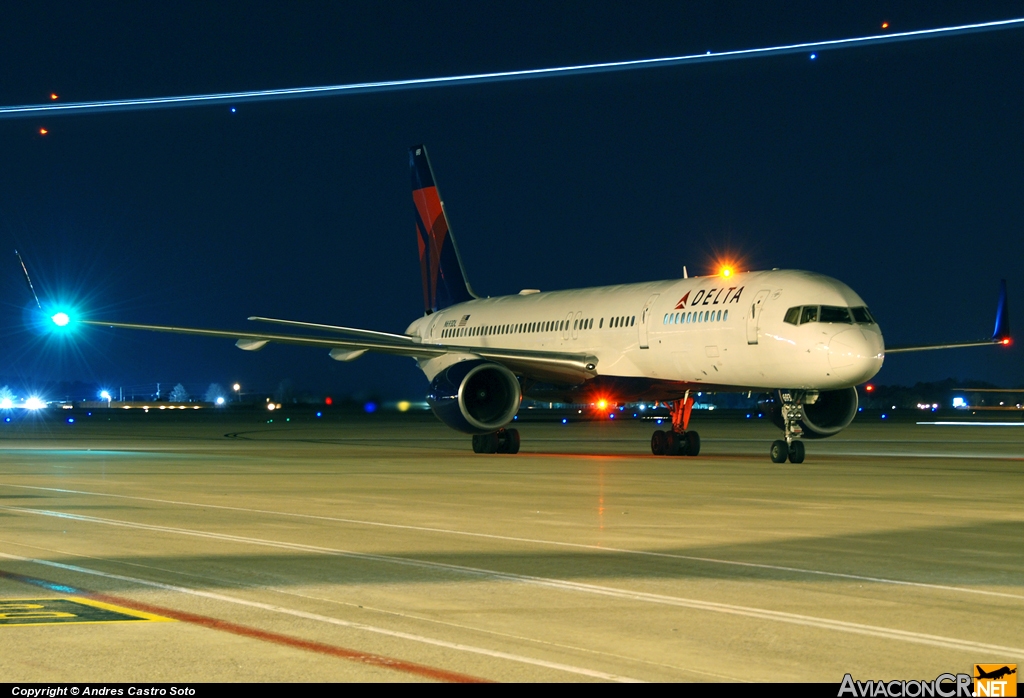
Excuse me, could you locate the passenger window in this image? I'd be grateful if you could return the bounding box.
[599,318,604,328]
[800,306,819,324]
[820,306,853,324]
[723,309,729,321]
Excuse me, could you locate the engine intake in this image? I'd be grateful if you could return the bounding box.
[426,359,522,434]
[758,387,858,439]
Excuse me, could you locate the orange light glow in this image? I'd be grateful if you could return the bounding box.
[596,399,608,410]
[50,93,58,100]
[720,266,734,278]
[865,384,875,392]
[1002,338,1011,345]
[38,128,48,135]
[881,21,889,29]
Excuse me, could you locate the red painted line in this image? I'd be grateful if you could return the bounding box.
[0,568,488,683]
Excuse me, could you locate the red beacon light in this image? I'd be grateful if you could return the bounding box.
[865,384,875,392]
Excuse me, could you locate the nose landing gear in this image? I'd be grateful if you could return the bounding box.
[651,394,700,456]
[770,390,811,463]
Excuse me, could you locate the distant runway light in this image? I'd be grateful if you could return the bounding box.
[0,17,1022,119]
[810,53,817,60]
[50,93,58,100]
[882,22,890,29]
[230,106,236,113]
[38,127,47,135]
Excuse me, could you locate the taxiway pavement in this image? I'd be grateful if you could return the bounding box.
[0,412,1021,682]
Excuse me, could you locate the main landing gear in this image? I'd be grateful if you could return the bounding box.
[471,427,521,454]
[769,390,809,463]
[651,395,700,456]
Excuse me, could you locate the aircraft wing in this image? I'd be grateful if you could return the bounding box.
[885,279,1011,354]
[81,320,599,384]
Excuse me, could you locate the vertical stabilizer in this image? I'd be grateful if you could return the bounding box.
[410,145,476,313]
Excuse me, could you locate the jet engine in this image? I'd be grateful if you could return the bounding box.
[426,359,522,434]
[758,387,859,439]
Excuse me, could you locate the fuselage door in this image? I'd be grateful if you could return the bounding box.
[563,312,574,341]
[746,289,772,345]
[571,311,583,340]
[639,293,660,349]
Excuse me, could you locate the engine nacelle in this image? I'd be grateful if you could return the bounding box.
[426,359,522,434]
[758,387,859,439]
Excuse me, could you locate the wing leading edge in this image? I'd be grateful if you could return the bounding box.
[885,279,1011,353]
[81,319,599,384]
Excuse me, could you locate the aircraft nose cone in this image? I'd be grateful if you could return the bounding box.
[829,328,884,381]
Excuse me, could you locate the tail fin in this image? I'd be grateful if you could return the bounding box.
[410,145,476,313]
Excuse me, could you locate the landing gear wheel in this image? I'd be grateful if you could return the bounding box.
[651,430,667,455]
[770,440,789,463]
[472,433,498,454]
[684,431,701,457]
[787,440,805,463]
[503,428,521,454]
[665,431,681,456]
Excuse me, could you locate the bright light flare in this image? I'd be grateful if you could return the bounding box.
[24,397,46,410]
[1001,338,1012,345]
[596,399,608,410]
[0,398,13,409]
[51,312,70,327]
[720,266,735,278]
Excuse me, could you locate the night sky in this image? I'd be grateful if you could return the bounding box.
[1,1,1022,401]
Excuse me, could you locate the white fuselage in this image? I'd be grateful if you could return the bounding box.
[406,269,884,394]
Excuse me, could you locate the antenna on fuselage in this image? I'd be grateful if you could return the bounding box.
[682,266,688,279]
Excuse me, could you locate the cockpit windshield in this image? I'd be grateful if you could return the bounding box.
[784,305,875,326]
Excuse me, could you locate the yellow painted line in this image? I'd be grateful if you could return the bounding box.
[0,596,174,626]
[67,596,175,622]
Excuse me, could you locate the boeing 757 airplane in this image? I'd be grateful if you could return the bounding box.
[75,146,1011,462]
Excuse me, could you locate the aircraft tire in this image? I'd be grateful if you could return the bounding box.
[665,431,681,456]
[770,440,789,463]
[684,431,700,457]
[787,440,805,463]
[505,428,521,454]
[651,430,667,455]
[473,433,499,454]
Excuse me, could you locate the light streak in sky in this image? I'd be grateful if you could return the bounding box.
[1,17,1022,119]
